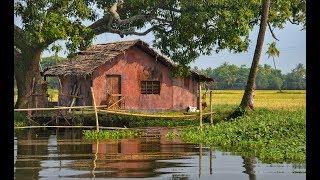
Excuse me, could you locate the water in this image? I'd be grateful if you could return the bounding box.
[14,128,305,180]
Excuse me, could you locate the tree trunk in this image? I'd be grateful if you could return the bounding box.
[14,48,48,108]
[230,0,270,117]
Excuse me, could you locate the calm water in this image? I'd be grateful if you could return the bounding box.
[14,128,305,180]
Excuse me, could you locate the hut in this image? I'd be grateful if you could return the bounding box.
[43,39,213,111]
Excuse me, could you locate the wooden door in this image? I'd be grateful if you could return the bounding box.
[106,75,121,109]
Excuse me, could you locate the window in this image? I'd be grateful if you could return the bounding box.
[141,81,160,94]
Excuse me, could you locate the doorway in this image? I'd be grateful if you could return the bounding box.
[105,75,122,109]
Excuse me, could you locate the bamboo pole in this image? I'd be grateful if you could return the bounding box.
[91,87,99,132]
[99,109,214,119]
[14,105,110,112]
[14,126,128,130]
[107,96,124,110]
[199,83,203,128]
[210,90,213,125]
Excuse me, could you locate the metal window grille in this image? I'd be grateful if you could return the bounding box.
[141,81,160,94]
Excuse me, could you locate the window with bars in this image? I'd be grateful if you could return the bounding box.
[141,81,160,94]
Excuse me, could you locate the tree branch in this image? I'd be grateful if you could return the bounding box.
[154,17,173,24]
[267,22,279,41]
[108,25,159,36]
[288,18,300,25]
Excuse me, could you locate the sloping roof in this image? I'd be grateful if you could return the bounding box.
[43,39,213,82]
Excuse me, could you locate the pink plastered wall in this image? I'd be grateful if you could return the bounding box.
[91,47,198,110]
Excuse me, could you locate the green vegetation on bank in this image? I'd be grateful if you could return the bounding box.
[194,63,306,90]
[83,129,141,140]
[14,112,28,127]
[167,107,306,164]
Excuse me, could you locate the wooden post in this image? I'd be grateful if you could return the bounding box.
[210,90,213,125]
[90,87,99,132]
[199,83,203,128]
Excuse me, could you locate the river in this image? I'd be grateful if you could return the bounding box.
[14,128,305,180]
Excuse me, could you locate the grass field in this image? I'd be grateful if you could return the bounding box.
[206,90,305,110]
[14,89,306,110]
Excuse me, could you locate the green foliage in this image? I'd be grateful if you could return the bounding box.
[40,55,66,69]
[284,63,306,90]
[266,42,280,59]
[14,112,28,127]
[165,131,179,140]
[194,63,305,90]
[82,129,141,140]
[40,55,66,89]
[171,108,306,164]
[15,0,96,52]
[15,0,305,65]
[129,118,196,127]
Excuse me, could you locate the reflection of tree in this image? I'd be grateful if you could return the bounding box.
[242,156,257,180]
[171,174,190,180]
[199,144,202,178]
[14,129,50,180]
[209,147,213,175]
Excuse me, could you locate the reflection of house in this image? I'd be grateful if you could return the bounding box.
[43,40,213,110]
[88,129,197,178]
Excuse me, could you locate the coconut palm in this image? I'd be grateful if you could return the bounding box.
[266,42,282,92]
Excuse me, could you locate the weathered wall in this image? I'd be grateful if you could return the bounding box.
[58,76,91,107]
[91,47,198,110]
[172,77,199,109]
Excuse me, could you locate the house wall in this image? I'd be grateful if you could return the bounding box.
[58,76,92,107]
[172,78,199,109]
[91,47,198,110]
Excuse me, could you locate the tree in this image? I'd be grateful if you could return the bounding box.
[266,42,282,92]
[230,0,271,117]
[285,63,306,89]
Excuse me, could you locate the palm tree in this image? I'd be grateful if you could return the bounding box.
[229,0,271,118]
[266,42,282,92]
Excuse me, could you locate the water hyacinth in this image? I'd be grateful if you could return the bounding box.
[83,129,142,140]
[169,108,305,164]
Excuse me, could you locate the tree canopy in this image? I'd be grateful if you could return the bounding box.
[14,0,306,65]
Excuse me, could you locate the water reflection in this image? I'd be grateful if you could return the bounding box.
[14,128,305,180]
[243,156,257,180]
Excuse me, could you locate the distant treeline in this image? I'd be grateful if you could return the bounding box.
[193,62,305,90]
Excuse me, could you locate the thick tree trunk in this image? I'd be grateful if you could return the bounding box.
[14,48,48,108]
[231,0,270,116]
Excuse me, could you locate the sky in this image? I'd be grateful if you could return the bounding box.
[15,13,305,74]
